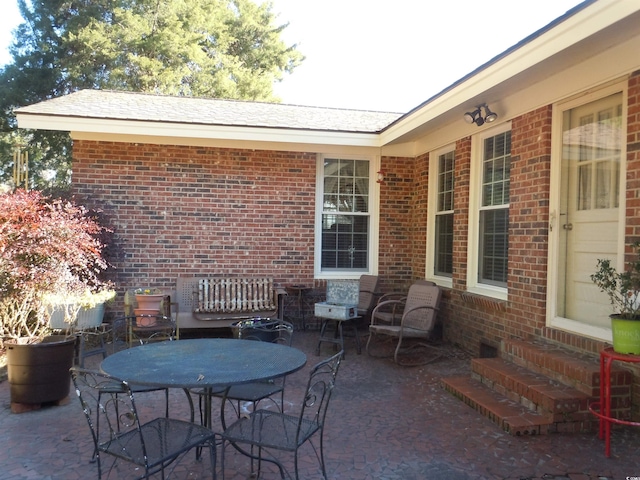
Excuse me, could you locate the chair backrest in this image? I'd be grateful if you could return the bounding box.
[295,350,342,441]
[357,275,380,314]
[112,315,177,347]
[402,284,442,332]
[70,367,147,463]
[239,320,294,345]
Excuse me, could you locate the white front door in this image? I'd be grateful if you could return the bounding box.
[555,91,623,333]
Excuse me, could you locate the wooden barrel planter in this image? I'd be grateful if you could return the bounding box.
[6,335,77,411]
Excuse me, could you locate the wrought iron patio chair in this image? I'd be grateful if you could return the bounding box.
[316,274,380,356]
[125,314,177,346]
[70,367,216,480]
[220,350,343,480]
[366,282,442,366]
[110,315,179,418]
[191,321,295,430]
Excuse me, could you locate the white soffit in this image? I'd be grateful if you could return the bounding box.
[379,0,640,147]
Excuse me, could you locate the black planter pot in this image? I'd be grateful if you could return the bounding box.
[231,318,280,342]
[6,334,76,406]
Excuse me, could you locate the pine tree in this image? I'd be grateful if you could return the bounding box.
[0,0,303,191]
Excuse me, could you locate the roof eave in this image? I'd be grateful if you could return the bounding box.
[379,0,636,146]
[16,112,384,149]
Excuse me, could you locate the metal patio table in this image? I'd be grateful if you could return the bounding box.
[100,338,307,428]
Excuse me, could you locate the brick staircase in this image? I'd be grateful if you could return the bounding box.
[441,338,632,435]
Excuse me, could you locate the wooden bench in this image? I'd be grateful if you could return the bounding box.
[174,277,286,334]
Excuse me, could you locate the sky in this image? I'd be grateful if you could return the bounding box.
[0,0,584,113]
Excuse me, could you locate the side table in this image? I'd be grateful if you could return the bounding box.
[588,347,640,457]
[285,285,312,330]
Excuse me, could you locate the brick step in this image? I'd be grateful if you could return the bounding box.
[471,357,592,420]
[501,338,609,396]
[441,375,553,436]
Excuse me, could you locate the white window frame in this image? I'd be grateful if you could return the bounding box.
[314,153,379,279]
[467,122,512,300]
[426,144,455,288]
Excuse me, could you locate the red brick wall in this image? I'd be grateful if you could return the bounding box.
[624,70,640,418]
[419,107,563,355]
[72,142,318,306]
[377,156,418,292]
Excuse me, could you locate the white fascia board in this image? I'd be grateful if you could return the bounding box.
[16,113,382,149]
[380,0,640,146]
[70,131,383,156]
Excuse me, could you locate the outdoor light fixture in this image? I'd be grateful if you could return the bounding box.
[463,104,498,126]
[376,170,385,184]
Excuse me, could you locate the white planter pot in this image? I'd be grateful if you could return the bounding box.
[49,303,105,330]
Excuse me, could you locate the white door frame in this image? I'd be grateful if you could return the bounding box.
[546,80,628,342]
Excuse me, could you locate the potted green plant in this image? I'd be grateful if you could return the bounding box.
[0,189,113,410]
[591,243,640,355]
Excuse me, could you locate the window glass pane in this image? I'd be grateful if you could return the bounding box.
[437,151,454,212]
[321,215,368,269]
[435,214,453,277]
[479,209,509,285]
[568,99,622,211]
[482,132,511,207]
[354,160,369,177]
[338,159,354,177]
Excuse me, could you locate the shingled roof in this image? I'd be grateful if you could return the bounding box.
[16,89,404,134]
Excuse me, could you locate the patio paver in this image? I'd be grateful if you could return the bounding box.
[1,330,639,479]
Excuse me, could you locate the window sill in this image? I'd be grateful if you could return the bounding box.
[461,291,507,312]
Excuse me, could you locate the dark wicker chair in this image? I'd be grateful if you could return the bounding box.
[70,367,216,479]
[220,350,343,480]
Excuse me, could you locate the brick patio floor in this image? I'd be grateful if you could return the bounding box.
[1,329,639,479]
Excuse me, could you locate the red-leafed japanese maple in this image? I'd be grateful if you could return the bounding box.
[0,189,111,344]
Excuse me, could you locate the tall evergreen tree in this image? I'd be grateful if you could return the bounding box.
[0,0,303,192]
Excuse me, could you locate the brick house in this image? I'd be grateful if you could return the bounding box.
[16,1,640,425]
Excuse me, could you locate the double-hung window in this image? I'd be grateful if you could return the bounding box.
[318,156,370,273]
[469,125,511,297]
[429,149,455,280]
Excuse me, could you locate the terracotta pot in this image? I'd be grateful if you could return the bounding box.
[134,309,159,327]
[135,294,163,313]
[6,335,76,406]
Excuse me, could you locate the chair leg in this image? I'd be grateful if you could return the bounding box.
[394,339,443,366]
[336,320,345,358]
[349,321,361,354]
[316,319,344,357]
